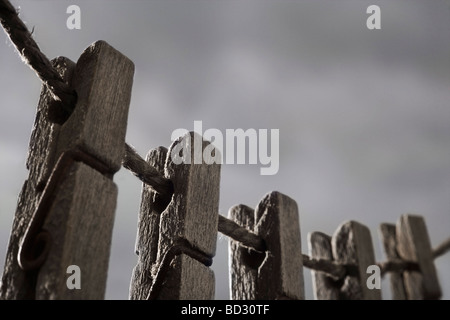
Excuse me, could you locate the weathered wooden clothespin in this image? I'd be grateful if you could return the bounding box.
[308,221,381,300]
[394,214,441,299]
[129,132,221,300]
[332,221,381,300]
[129,146,168,300]
[308,232,339,300]
[0,57,74,300]
[0,40,134,299]
[229,191,304,300]
[379,223,406,299]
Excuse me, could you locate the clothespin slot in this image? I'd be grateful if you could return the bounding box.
[229,191,304,300]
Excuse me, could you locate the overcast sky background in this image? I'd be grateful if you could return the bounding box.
[0,0,449,300]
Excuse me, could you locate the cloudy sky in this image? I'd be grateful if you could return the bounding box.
[0,0,449,300]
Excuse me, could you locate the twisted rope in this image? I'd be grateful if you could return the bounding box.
[0,0,76,123]
[0,0,172,195]
[218,215,266,252]
[122,144,173,197]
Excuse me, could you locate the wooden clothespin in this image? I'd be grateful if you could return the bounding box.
[308,232,339,299]
[130,132,221,300]
[229,191,304,300]
[332,221,381,300]
[0,40,134,299]
[379,223,406,299]
[129,146,168,300]
[308,221,380,300]
[0,57,74,300]
[395,214,441,299]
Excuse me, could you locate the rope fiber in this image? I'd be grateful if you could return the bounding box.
[0,0,76,123]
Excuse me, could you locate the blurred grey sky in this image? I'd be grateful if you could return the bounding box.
[1,0,449,300]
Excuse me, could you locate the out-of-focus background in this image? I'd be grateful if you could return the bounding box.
[0,0,449,299]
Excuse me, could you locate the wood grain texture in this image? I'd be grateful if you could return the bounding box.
[157,255,215,300]
[308,231,339,300]
[332,221,381,300]
[30,58,76,190]
[129,147,168,300]
[379,223,406,300]
[0,57,75,300]
[150,132,221,299]
[255,191,304,300]
[396,215,441,299]
[158,132,220,258]
[35,163,116,299]
[56,40,134,172]
[229,205,258,300]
